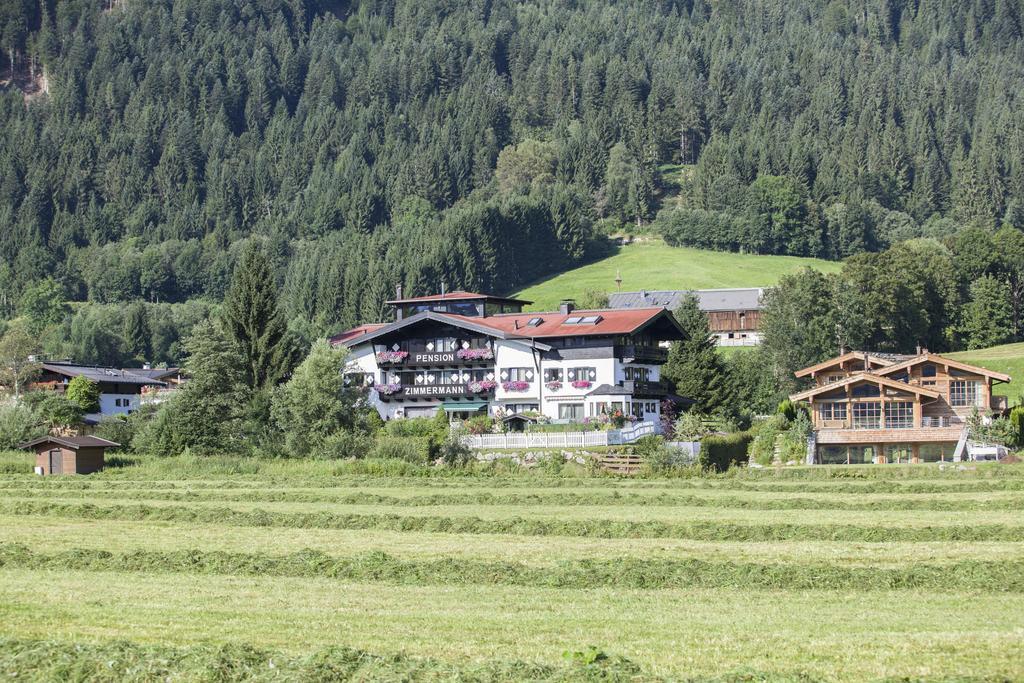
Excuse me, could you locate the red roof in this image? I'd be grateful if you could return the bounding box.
[328,323,387,345]
[446,307,672,338]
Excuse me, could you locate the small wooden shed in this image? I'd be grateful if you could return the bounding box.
[19,435,120,475]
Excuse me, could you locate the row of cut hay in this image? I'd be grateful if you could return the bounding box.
[4,474,1024,495]
[3,543,1023,591]
[5,500,1024,542]
[4,486,1024,511]
[0,638,653,683]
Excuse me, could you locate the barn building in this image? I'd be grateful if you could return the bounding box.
[608,288,763,346]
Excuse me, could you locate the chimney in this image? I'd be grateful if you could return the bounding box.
[559,299,576,315]
[640,289,647,303]
[440,281,447,297]
[915,344,921,355]
[396,283,403,300]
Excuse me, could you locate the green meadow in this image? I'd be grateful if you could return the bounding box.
[512,239,841,310]
[950,341,1024,398]
[1,458,1023,680]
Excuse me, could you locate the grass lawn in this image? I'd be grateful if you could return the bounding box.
[949,341,1024,399]
[512,239,840,310]
[2,461,1023,680]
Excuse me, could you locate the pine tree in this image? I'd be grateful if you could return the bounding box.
[661,294,731,415]
[123,302,152,363]
[222,241,303,389]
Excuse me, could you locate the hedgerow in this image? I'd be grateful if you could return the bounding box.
[4,501,1023,542]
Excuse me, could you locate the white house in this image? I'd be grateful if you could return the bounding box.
[330,289,687,423]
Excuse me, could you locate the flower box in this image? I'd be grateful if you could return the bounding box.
[468,380,497,393]
[376,351,409,364]
[377,383,402,395]
[544,381,563,391]
[502,380,530,392]
[456,348,494,361]
[571,380,592,389]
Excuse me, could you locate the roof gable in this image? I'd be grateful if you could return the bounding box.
[456,307,685,339]
[794,351,908,378]
[874,353,1011,383]
[790,372,941,401]
[19,435,120,450]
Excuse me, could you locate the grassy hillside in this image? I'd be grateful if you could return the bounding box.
[512,240,841,311]
[949,343,1024,400]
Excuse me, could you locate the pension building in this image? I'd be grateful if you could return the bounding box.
[331,289,686,422]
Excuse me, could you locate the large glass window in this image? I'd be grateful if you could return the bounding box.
[819,403,847,421]
[886,402,913,428]
[950,380,981,407]
[558,403,584,421]
[566,367,597,382]
[543,368,563,383]
[852,402,881,429]
[503,367,534,382]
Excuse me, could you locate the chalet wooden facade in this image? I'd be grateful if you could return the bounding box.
[791,351,1011,464]
[331,290,686,423]
[608,288,762,346]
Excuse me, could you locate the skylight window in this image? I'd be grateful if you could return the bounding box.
[579,315,602,324]
[563,316,583,324]
[527,317,543,326]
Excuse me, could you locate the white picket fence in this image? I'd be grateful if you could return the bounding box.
[462,421,658,450]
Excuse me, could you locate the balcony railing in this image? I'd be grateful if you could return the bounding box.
[921,416,965,428]
[615,345,669,364]
[376,348,495,366]
[622,380,670,397]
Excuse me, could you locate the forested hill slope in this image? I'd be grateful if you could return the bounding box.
[1,0,1023,334]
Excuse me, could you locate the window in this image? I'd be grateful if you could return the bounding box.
[579,315,602,324]
[820,403,847,421]
[558,403,584,420]
[563,316,582,325]
[507,403,539,414]
[825,374,844,384]
[566,367,597,382]
[852,384,880,398]
[543,368,563,382]
[922,364,936,377]
[852,402,881,429]
[950,380,981,407]
[886,401,913,429]
[624,367,650,381]
[527,317,543,327]
[503,367,534,382]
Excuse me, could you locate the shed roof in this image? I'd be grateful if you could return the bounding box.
[19,435,121,450]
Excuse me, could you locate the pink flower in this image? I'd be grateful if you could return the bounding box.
[456,348,494,361]
[571,380,592,389]
[502,380,530,392]
[376,351,409,363]
[545,381,563,391]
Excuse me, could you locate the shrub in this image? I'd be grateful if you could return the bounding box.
[437,437,473,467]
[673,413,710,441]
[320,430,375,459]
[371,435,431,463]
[748,414,788,466]
[699,431,754,472]
[66,376,101,413]
[93,415,135,452]
[0,401,44,450]
[463,415,493,435]
[384,417,441,438]
[34,394,84,429]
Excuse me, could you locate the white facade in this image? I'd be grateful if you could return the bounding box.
[346,337,664,424]
[98,393,141,416]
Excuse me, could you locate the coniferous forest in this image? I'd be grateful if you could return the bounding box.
[1,0,1024,365]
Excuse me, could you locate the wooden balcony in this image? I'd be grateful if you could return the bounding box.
[377,382,495,401]
[816,425,964,444]
[623,380,670,397]
[615,345,669,364]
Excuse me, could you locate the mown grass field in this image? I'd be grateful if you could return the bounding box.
[949,341,1024,399]
[513,239,841,311]
[1,456,1023,680]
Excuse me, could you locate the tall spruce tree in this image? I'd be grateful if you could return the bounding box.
[221,242,303,389]
[123,302,152,363]
[661,294,731,415]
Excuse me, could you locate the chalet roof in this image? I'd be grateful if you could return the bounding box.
[332,307,684,348]
[873,353,1012,383]
[123,367,182,381]
[608,288,764,312]
[40,362,166,387]
[793,351,914,378]
[586,383,633,396]
[328,323,388,346]
[18,435,121,450]
[385,290,533,306]
[789,372,941,402]
[448,307,685,339]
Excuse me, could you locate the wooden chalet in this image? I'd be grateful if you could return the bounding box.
[791,350,1010,464]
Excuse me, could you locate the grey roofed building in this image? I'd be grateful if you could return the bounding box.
[40,362,166,386]
[607,288,764,312]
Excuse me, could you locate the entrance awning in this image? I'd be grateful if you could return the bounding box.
[441,399,488,411]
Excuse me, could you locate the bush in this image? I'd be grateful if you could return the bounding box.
[370,435,431,463]
[93,415,136,451]
[748,414,788,466]
[699,431,754,472]
[320,430,375,459]
[0,401,44,450]
[437,437,473,467]
[66,376,101,413]
[384,417,442,438]
[34,394,83,428]
[463,415,493,435]
[673,413,710,441]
